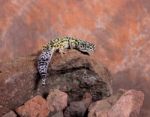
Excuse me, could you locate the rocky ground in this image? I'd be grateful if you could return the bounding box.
[0,50,144,117]
[0,0,149,116]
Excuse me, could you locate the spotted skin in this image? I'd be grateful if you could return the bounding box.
[38,36,95,85]
[38,49,54,85]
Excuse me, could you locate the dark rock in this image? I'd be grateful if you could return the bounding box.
[0,50,112,111]
[46,50,112,102]
[64,101,87,117]
[88,89,144,117]
[64,92,92,117]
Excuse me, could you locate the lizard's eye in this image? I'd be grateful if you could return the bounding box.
[80,45,84,48]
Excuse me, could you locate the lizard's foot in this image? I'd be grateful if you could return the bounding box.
[59,48,66,57]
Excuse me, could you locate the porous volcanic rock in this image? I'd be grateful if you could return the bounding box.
[0,50,112,115]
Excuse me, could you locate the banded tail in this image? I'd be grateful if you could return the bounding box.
[38,48,54,85]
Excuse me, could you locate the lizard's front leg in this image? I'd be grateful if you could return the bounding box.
[58,47,66,57]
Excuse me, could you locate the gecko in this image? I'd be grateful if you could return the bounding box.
[38,36,95,85]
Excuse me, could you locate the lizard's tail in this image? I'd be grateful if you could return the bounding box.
[37,48,55,85]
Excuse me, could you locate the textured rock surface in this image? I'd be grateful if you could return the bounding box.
[64,92,92,117]
[0,0,149,116]
[0,50,112,115]
[51,111,64,117]
[64,101,87,117]
[16,95,49,117]
[47,89,68,112]
[88,89,144,117]
[0,105,10,117]
[2,111,17,117]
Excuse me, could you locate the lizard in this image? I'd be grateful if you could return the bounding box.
[37,36,95,85]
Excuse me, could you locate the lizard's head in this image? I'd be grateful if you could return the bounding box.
[77,40,95,54]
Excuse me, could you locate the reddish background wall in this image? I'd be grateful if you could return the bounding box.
[0,0,149,116]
